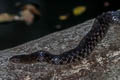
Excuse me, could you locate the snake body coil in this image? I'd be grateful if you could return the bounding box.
[10,11,120,65]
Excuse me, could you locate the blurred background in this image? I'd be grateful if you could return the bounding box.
[0,0,119,50]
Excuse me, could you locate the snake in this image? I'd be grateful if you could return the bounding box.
[9,11,120,65]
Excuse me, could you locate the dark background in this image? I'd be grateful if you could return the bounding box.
[0,0,119,50]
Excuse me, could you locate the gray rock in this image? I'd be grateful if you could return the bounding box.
[0,18,120,80]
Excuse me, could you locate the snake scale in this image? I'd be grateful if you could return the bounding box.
[9,11,120,65]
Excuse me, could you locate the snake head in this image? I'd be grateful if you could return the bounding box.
[9,51,45,64]
[108,10,120,25]
[9,50,53,64]
[9,54,29,63]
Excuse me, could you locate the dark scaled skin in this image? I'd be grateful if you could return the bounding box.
[9,11,120,65]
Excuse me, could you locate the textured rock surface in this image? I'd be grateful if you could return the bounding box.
[0,19,120,80]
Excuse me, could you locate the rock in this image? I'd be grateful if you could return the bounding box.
[0,18,120,80]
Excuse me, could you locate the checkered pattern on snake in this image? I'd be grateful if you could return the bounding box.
[9,11,120,65]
